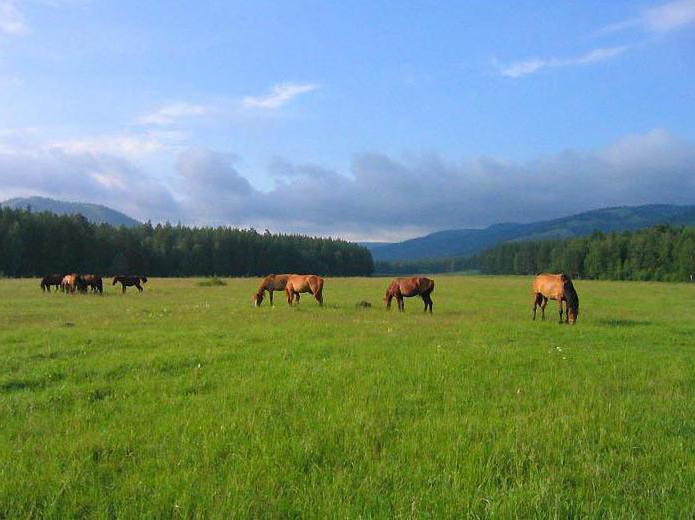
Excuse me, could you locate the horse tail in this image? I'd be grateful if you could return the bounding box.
[421,277,435,295]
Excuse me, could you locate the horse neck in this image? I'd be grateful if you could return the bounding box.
[257,279,270,295]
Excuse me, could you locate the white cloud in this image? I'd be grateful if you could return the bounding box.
[48,132,171,157]
[138,102,207,126]
[241,82,319,109]
[643,0,695,31]
[499,46,629,78]
[0,0,27,35]
[602,0,695,34]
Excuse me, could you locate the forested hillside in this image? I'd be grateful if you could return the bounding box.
[368,205,695,261]
[478,225,695,281]
[1,196,140,227]
[377,225,695,282]
[0,208,374,277]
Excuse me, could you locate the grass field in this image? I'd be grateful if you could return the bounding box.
[1,276,694,517]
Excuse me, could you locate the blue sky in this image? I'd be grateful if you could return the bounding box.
[1,0,694,240]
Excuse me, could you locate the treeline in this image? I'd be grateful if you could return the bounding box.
[0,208,374,277]
[478,225,695,281]
[376,225,695,282]
[375,256,479,275]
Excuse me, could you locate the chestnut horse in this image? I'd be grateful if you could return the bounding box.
[113,275,148,293]
[285,274,324,306]
[41,274,64,292]
[253,274,297,307]
[532,273,579,324]
[60,273,80,294]
[384,277,434,313]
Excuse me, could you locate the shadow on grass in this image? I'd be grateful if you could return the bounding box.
[597,319,652,327]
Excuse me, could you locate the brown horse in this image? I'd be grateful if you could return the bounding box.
[285,274,324,306]
[81,274,103,294]
[60,273,80,294]
[253,274,297,307]
[384,277,435,313]
[532,273,579,324]
[41,274,64,292]
[113,275,148,293]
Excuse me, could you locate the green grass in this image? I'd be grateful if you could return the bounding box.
[1,276,694,517]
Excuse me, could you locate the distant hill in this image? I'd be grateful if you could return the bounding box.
[1,196,140,227]
[367,204,695,261]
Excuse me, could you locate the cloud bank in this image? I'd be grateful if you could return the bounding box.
[3,129,694,240]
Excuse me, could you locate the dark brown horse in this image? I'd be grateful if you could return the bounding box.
[253,274,297,306]
[81,274,103,294]
[285,274,324,306]
[41,274,64,292]
[113,275,148,293]
[532,273,579,324]
[384,277,435,313]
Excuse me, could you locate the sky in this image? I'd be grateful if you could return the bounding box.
[1,0,694,241]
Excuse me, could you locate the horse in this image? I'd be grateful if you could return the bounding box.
[284,274,324,306]
[384,277,434,313]
[532,273,579,324]
[81,274,103,294]
[253,274,298,307]
[113,275,148,293]
[41,274,64,292]
[60,273,80,294]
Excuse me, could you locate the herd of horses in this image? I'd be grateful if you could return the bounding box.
[39,271,579,324]
[40,274,148,294]
[253,272,579,323]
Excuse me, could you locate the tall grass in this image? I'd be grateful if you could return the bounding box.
[1,276,694,516]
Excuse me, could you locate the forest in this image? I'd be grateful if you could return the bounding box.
[0,208,374,277]
[377,225,695,282]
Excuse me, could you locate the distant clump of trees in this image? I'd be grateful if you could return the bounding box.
[0,207,374,277]
[377,225,695,282]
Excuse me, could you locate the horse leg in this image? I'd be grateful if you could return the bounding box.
[421,295,428,312]
[532,293,540,320]
[426,294,433,314]
[541,297,548,321]
[315,289,323,306]
[136,282,143,292]
[286,287,293,306]
[122,283,126,294]
[269,290,274,307]
[558,300,564,324]
[398,296,404,312]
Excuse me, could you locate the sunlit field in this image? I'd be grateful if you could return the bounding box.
[1,276,694,517]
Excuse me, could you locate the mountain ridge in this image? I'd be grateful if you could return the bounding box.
[367,204,695,261]
[1,196,140,228]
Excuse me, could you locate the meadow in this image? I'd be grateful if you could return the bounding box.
[1,276,694,517]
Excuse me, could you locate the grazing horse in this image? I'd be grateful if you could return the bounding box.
[41,274,64,292]
[253,274,298,307]
[81,274,103,294]
[113,275,148,293]
[384,277,435,313]
[60,273,80,294]
[532,273,579,324]
[285,274,324,306]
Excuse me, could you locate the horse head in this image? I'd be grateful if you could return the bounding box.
[141,276,148,283]
[253,292,264,307]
